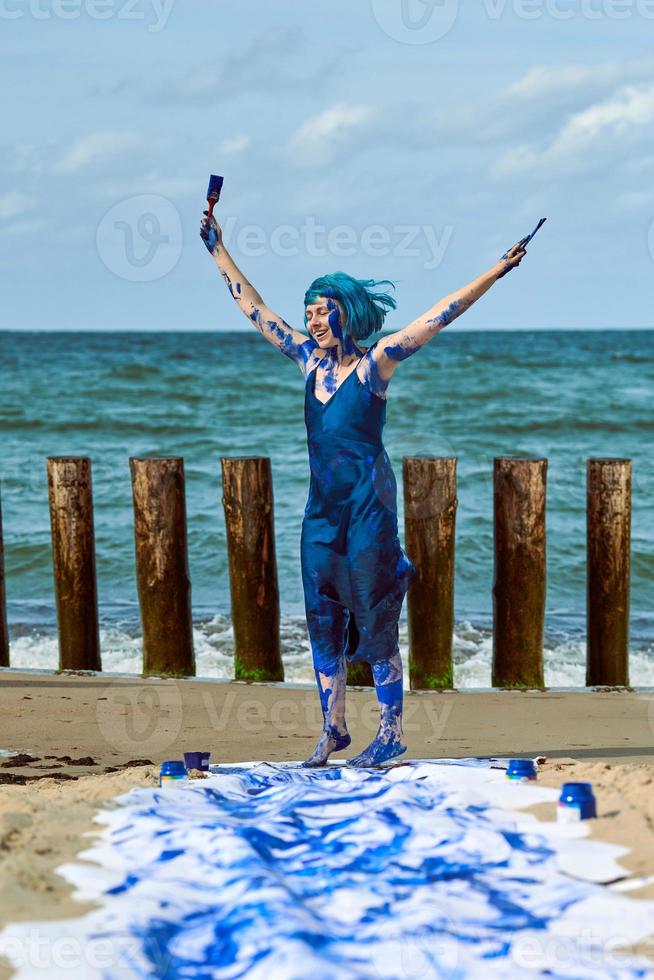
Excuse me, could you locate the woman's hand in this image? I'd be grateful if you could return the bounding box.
[200,211,223,255]
[495,240,527,279]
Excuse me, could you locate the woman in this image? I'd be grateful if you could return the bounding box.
[201,212,527,767]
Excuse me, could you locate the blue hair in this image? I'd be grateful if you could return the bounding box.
[304,271,397,340]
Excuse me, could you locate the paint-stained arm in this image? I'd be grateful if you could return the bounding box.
[373,242,527,381]
[200,213,316,375]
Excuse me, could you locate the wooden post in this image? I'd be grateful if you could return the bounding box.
[346,664,373,686]
[221,457,284,682]
[586,458,631,687]
[347,654,373,687]
[492,457,547,689]
[0,491,9,668]
[130,457,195,677]
[46,457,101,672]
[403,456,457,689]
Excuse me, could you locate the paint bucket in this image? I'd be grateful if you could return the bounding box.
[159,760,188,788]
[506,759,537,781]
[557,782,597,822]
[184,751,211,772]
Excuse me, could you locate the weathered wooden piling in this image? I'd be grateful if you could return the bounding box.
[46,457,101,671]
[492,457,547,689]
[586,458,632,687]
[130,457,195,677]
[221,457,284,682]
[403,456,457,689]
[0,492,9,667]
[346,663,373,686]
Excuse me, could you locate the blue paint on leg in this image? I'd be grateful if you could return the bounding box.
[303,659,351,768]
[347,651,406,768]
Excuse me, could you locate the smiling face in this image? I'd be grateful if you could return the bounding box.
[305,297,345,346]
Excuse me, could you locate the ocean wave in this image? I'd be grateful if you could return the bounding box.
[6,615,654,688]
[1,330,652,675]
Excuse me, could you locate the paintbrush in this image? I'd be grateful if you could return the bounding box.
[206,174,224,222]
[497,217,547,277]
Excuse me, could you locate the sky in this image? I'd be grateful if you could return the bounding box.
[1,0,654,331]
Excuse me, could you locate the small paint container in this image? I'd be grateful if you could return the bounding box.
[159,760,188,788]
[506,759,537,781]
[183,751,211,772]
[557,782,597,822]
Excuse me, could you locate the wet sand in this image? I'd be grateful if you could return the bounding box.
[1,670,653,769]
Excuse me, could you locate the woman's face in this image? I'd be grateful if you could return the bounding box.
[305,297,345,346]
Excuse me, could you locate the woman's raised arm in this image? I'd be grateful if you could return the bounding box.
[372,241,528,382]
[200,212,315,374]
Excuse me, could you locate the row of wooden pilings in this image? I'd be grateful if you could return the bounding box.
[0,456,633,689]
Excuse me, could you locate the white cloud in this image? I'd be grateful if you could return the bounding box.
[290,103,376,166]
[55,131,144,175]
[424,59,654,151]
[556,82,654,145]
[506,60,653,100]
[2,218,47,237]
[219,135,251,156]
[0,191,32,220]
[492,82,654,178]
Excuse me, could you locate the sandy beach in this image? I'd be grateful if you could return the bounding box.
[1,670,653,975]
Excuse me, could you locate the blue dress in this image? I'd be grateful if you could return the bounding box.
[301,342,417,673]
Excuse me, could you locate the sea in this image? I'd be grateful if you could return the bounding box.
[0,329,652,688]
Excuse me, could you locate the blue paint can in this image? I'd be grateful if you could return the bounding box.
[184,751,211,772]
[506,759,537,781]
[159,760,188,788]
[557,782,597,822]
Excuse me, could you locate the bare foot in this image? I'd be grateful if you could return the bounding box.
[302,727,351,768]
[347,733,406,768]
